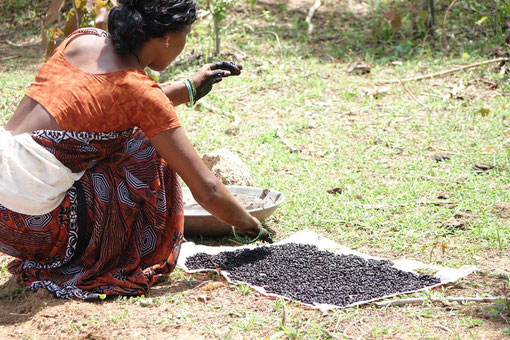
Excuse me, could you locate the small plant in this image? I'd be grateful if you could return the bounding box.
[271,320,302,340]
[108,307,129,323]
[127,295,162,307]
[204,0,237,55]
[421,238,448,263]
[0,287,26,301]
[415,267,439,276]
[487,279,510,320]
[237,283,251,295]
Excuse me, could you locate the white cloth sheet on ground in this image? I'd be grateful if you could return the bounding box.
[177,230,477,310]
[0,127,84,215]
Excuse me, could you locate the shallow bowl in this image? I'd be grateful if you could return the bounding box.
[183,186,285,236]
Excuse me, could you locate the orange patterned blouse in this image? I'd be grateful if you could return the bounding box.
[25,28,180,138]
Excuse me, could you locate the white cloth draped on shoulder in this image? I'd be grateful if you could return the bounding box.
[0,127,84,215]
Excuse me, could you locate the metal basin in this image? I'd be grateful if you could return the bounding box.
[183,186,285,236]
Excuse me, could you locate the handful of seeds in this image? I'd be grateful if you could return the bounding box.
[185,243,441,307]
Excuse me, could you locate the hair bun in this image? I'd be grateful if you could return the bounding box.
[109,0,198,56]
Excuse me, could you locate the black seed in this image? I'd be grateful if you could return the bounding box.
[184,243,441,307]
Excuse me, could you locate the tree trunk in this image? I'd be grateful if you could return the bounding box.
[423,0,435,29]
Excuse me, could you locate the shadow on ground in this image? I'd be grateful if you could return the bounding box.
[0,274,68,326]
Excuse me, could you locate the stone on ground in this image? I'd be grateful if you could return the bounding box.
[202,149,254,186]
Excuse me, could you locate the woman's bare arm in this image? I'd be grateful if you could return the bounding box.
[161,82,190,106]
[150,127,260,236]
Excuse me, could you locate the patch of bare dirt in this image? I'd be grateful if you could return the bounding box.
[493,202,510,219]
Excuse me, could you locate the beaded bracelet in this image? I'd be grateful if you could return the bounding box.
[183,79,195,106]
[232,221,263,244]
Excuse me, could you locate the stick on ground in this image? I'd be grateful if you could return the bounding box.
[376,296,503,307]
[398,77,431,108]
[378,57,509,84]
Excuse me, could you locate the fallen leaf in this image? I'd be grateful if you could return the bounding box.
[472,163,494,172]
[433,154,451,162]
[436,193,450,200]
[327,187,343,195]
[479,78,498,89]
[202,282,224,291]
[196,293,210,302]
[484,146,495,152]
[364,87,390,98]
[449,79,465,100]
[346,62,371,75]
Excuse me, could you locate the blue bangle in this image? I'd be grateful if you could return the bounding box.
[183,79,195,106]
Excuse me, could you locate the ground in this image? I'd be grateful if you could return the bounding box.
[0,0,509,339]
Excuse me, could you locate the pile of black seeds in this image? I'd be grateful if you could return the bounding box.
[185,243,441,307]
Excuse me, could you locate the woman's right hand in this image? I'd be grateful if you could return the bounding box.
[191,61,243,102]
[233,215,262,237]
[234,216,272,243]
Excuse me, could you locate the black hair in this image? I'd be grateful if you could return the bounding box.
[108,0,198,55]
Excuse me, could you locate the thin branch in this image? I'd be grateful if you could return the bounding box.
[434,323,453,334]
[375,296,504,307]
[378,58,510,84]
[363,200,457,210]
[277,128,302,153]
[398,77,431,108]
[198,100,230,116]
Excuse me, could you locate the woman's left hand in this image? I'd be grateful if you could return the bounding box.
[191,61,243,102]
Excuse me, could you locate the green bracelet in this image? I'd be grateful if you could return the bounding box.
[190,78,197,99]
[232,222,263,244]
[183,79,195,106]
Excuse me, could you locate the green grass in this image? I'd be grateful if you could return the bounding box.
[0,0,509,338]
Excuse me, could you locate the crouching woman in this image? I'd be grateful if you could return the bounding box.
[0,0,263,299]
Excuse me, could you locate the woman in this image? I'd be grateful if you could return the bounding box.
[0,0,264,299]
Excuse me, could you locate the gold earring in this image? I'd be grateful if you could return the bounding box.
[165,40,169,48]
